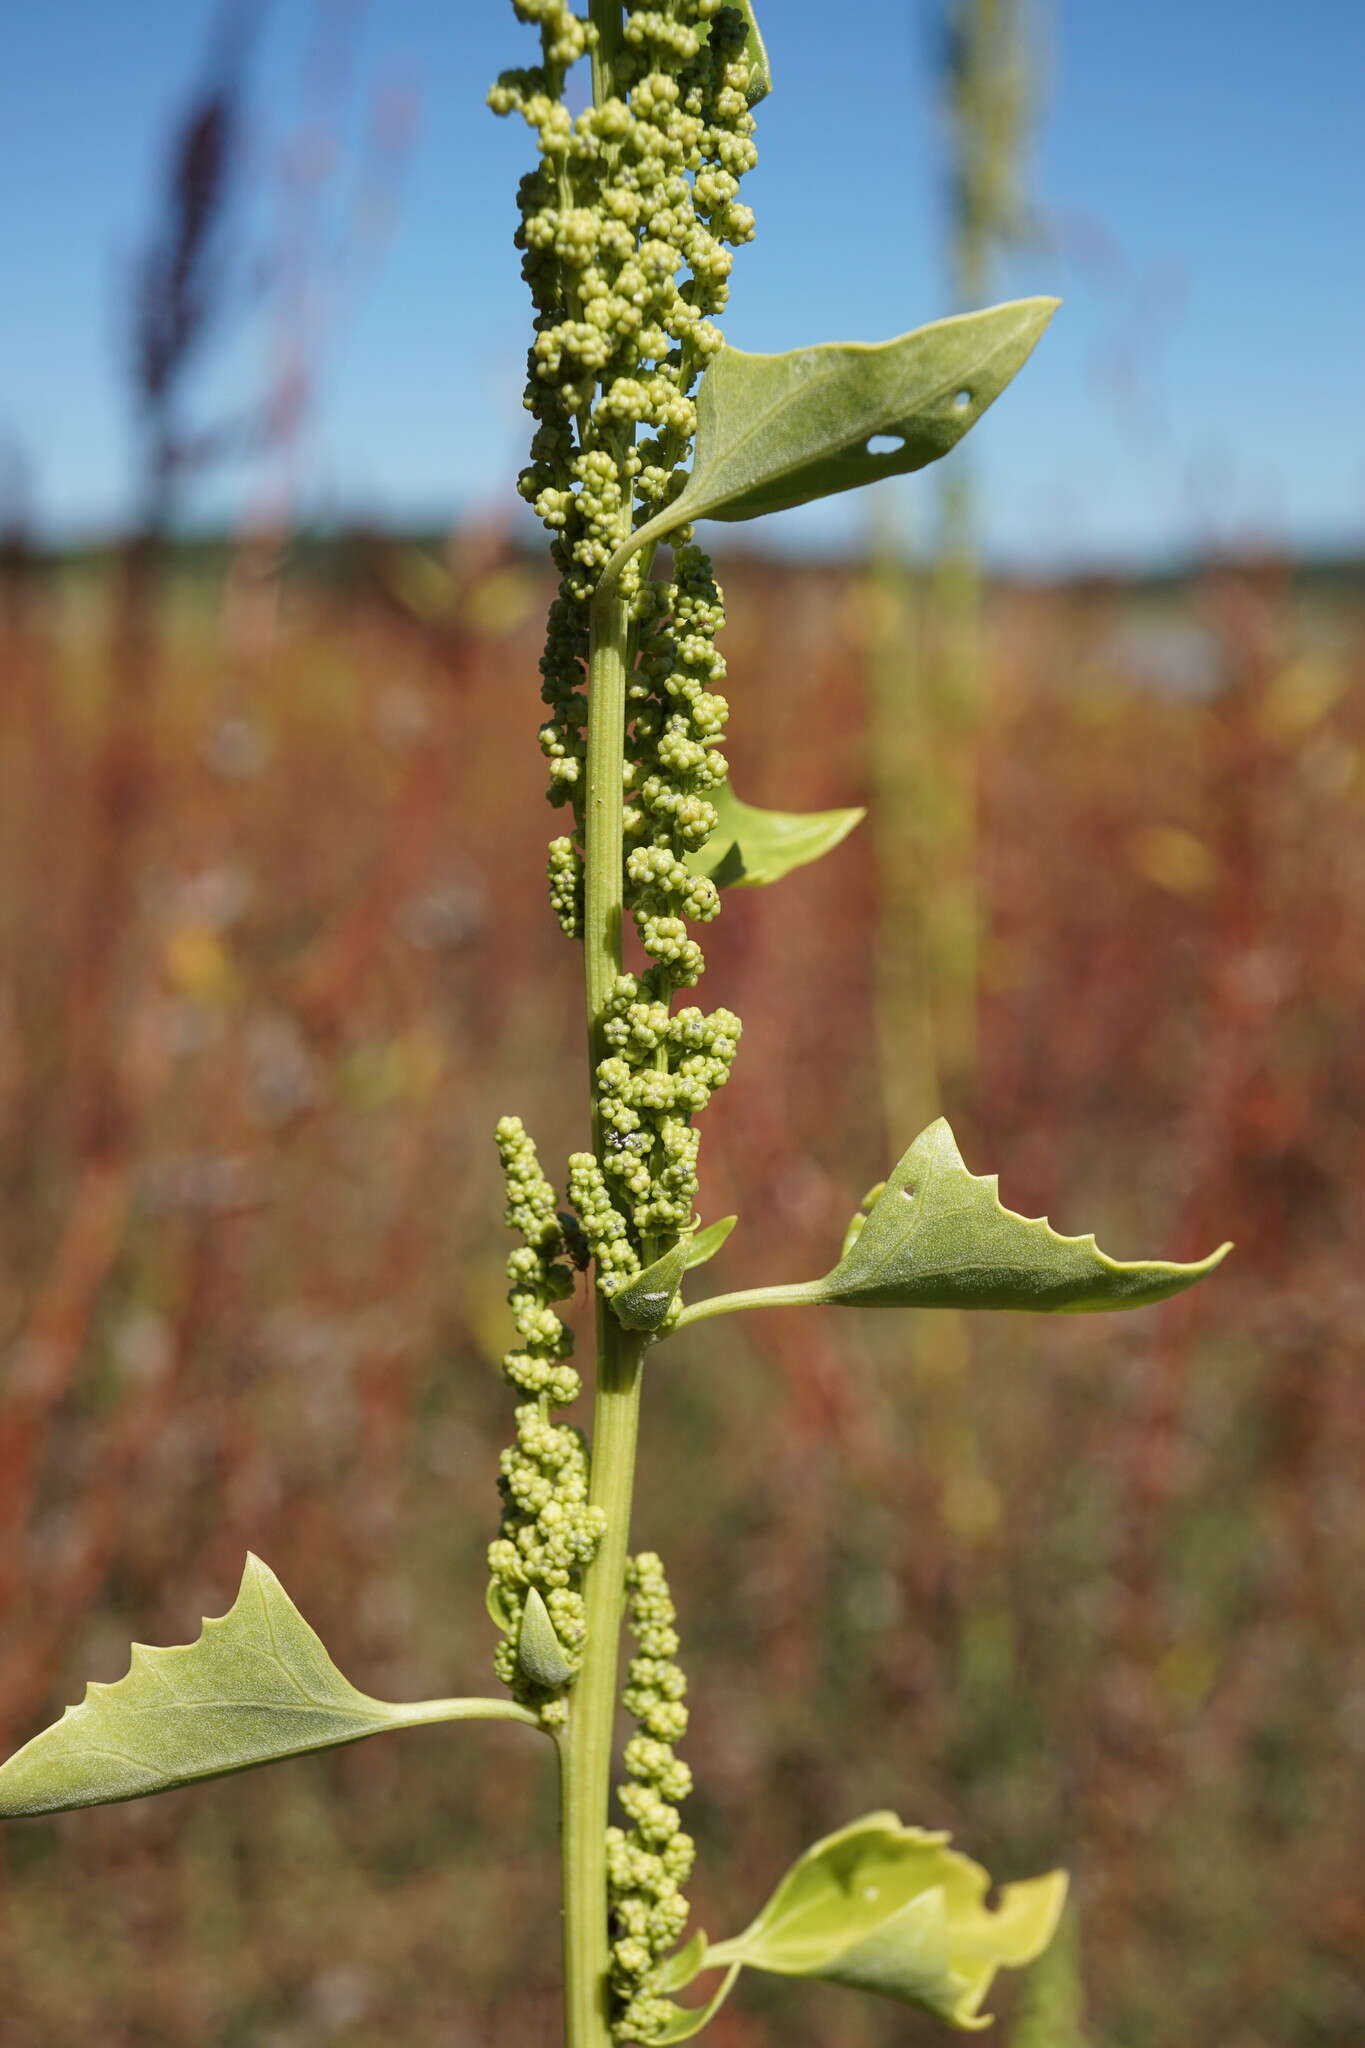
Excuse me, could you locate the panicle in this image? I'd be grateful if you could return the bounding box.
[494,0,758,1285]
[609,1551,697,2040]
[488,1116,605,1726]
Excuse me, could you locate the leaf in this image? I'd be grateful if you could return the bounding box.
[653,1929,712,1995]
[676,1119,1229,1333]
[684,1216,737,1270]
[686,782,864,889]
[701,1813,1067,2030]
[820,1119,1231,1313]
[615,300,1057,570]
[611,1239,689,1331]
[0,1555,537,1819]
[517,1588,574,1690]
[648,1929,745,2041]
[654,1962,744,2043]
[730,0,771,104]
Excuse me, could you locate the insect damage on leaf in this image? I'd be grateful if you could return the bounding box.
[613,299,1058,574]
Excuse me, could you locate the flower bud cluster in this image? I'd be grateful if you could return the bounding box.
[489,1,757,941]
[567,1149,644,1295]
[608,1552,696,2041]
[623,543,729,987]
[594,974,740,1244]
[490,1116,606,1725]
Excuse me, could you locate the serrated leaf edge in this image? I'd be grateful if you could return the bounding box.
[0,1554,541,1818]
[825,1118,1231,1312]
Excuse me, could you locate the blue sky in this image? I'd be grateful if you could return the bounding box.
[4,0,1363,567]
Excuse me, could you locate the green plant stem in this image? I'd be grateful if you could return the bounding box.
[559,14,640,2036]
[589,0,624,105]
[674,1279,831,1330]
[559,1310,646,2048]
[560,564,647,2048]
[394,1697,547,1732]
[583,577,628,1101]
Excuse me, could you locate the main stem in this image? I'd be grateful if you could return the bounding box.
[560,572,645,2048]
[561,26,646,2041]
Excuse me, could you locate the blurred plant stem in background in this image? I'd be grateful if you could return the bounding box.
[0,20,253,1752]
[870,0,1034,1129]
[862,0,1037,1743]
[1010,1902,1090,2047]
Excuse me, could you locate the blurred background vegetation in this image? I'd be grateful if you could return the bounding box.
[1,3,1362,2045]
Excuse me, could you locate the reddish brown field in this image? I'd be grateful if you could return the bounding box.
[0,536,1360,2045]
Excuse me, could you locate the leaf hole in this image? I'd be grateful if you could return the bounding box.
[865,433,905,456]
[901,1184,917,1202]
[952,389,972,411]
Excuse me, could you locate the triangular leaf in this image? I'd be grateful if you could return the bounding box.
[820,1119,1230,1312]
[0,1555,536,1818]
[517,1587,574,1689]
[702,1813,1066,2030]
[686,782,864,889]
[611,1239,689,1331]
[684,1216,737,1270]
[614,300,1056,570]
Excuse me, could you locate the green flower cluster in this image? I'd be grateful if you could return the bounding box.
[489,0,758,954]
[488,1116,606,1726]
[596,978,740,1246]
[568,1148,644,1296]
[608,1552,695,2041]
[566,979,740,1303]
[622,542,729,986]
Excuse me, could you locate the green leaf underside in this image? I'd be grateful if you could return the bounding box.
[612,1239,690,1330]
[655,1815,1065,2035]
[686,781,864,889]
[653,1929,712,1995]
[0,1556,526,1819]
[730,0,771,104]
[683,1216,737,1269]
[616,299,1057,571]
[821,1119,1230,1313]
[655,1962,743,2042]
[517,1588,573,1689]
